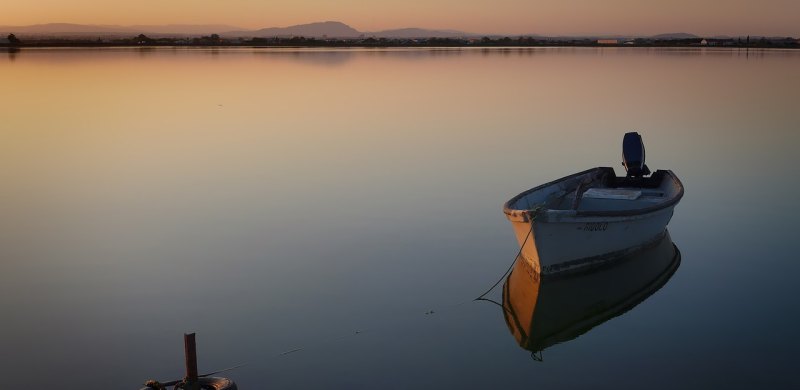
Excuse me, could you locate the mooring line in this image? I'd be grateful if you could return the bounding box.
[474,219,533,301]
[204,220,535,378]
[278,347,305,356]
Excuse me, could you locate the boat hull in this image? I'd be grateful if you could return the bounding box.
[511,206,674,275]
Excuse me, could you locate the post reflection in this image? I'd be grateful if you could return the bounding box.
[502,231,680,357]
[5,47,19,61]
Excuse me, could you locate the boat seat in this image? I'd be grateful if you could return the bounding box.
[583,188,642,200]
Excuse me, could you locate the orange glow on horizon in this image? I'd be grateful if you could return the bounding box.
[2,0,799,37]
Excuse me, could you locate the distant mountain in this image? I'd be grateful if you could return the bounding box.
[225,21,361,38]
[650,32,699,40]
[369,28,470,38]
[3,21,474,39]
[0,23,732,41]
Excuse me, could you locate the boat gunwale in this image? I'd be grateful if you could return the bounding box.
[502,167,684,221]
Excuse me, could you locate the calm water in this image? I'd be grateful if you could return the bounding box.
[1,47,799,389]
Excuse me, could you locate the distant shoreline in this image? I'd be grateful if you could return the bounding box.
[3,34,799,49]
[4,43,799,49]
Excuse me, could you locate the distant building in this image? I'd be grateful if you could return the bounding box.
[597,39,618,45]
[700,39,708,46]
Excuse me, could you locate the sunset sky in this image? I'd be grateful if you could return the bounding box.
[3,0,799,36]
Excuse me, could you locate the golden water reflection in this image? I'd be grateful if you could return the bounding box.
[502,231,680,356]
[0,47,797,388]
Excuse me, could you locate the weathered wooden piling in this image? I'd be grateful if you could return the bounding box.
[142,332,238,390]
[183,333,200,390]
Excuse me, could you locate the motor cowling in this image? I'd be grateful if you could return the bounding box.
[622,131,651,177]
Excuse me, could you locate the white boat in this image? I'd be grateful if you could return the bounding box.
[502,132,683,276]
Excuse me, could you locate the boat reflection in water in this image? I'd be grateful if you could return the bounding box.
[502,231,680,357]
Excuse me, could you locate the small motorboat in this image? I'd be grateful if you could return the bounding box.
[502,230,681,355]
[502,132,683,276]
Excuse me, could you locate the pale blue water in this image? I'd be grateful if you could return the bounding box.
[1,47,799,388]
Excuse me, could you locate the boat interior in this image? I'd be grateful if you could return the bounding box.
[543,169,681,212]
[506,133,683,214]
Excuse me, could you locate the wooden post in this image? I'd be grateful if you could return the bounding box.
[184,333,199,389]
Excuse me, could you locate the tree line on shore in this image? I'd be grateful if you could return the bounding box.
[3,33,799,48]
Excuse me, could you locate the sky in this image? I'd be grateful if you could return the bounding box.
[2,0,799,36]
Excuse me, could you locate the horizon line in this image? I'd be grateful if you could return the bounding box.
[1,21,797,39]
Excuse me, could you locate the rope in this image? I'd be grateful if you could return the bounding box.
[142,206,543,386]
[226,220,537,371]
[474,207,538,301]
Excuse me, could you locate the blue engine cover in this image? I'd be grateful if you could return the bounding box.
[622,132,651,177]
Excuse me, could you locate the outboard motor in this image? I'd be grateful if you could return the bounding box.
[622,131,651,177]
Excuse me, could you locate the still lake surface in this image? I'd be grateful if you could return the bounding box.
[1,47,799,388]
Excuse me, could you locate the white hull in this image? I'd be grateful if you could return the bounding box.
[510,207,674,274]
[504,167,683,276]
